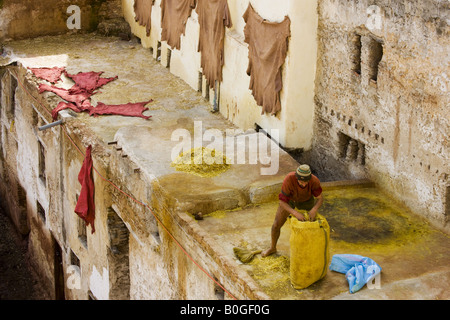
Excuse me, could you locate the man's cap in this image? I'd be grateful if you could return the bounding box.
[295,164,311,181]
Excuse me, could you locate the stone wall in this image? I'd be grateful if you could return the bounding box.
[0,0,128,41]
[312,0,449,230]
[0,65,65,298]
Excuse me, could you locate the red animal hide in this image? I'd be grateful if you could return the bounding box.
[74,145,96,233]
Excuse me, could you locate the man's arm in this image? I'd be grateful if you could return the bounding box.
[308,194,323,221]
[279,200,307,221]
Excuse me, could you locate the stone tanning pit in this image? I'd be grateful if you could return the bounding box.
[199,182,450,300]
[0,0,448,301]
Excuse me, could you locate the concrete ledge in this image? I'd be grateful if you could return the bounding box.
[322,179,375,190]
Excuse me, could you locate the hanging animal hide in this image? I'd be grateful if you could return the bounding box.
[134,0,155,36]
[196,0,232,89]
[243,4,291,115]
[161,0,197,50]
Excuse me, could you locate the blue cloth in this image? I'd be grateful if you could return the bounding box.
[329,254,382,293]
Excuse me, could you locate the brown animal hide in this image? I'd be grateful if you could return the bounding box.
[196,0,232,89]
[243,4,291,115]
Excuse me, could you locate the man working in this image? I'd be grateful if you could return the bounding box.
[262,164,324,257]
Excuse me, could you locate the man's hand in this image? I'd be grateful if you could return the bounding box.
[308,211,317,221]
[308,194,323,221]
[292,210,307,221]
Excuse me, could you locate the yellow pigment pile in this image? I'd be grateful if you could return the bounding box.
[171,147,231,177]
[249,255,291,294]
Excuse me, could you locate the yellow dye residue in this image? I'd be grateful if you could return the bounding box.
[206,210,228,219]
[206,206,246,219]
[248,255,291,297]
[171,147,231,178]
[321,187,436,254]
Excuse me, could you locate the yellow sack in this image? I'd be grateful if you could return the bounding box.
[289,214,330,289]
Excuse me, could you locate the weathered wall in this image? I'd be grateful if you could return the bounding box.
[312,0,449,230]
[0,0,128,41]
[121,0,318,150]
[0,65,64,298]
